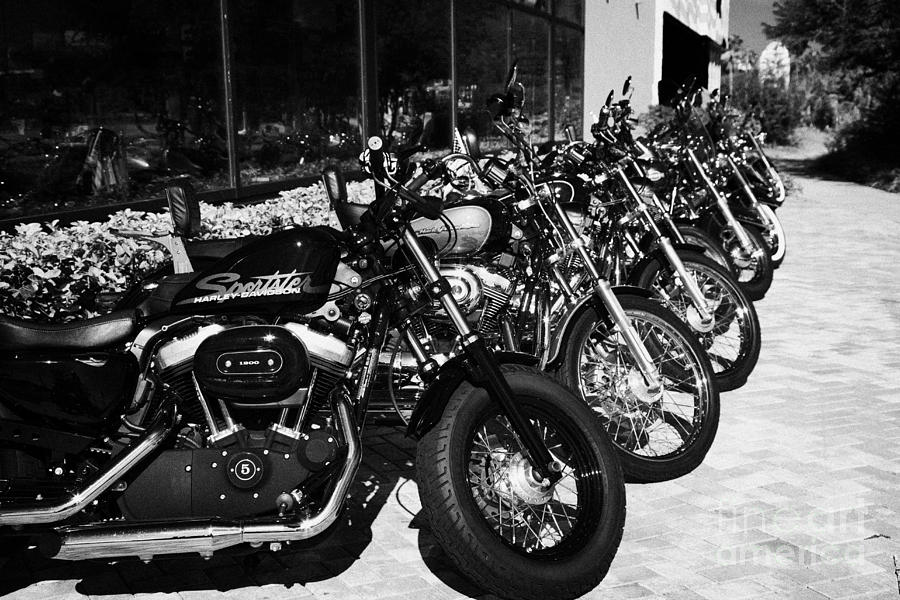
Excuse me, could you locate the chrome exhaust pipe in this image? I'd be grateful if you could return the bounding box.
[0,403,176,526]
[48,396,361,562]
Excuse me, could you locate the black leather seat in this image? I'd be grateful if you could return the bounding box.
[0,310,138,352]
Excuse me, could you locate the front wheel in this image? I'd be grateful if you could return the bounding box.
[634,251,762,392]
[559,295,720,483]
[720,225,773,301]
[417,364,626,600]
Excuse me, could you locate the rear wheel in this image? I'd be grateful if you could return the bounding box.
[559,295,720,483]
[417,365,625,600]
[634,251,761,392]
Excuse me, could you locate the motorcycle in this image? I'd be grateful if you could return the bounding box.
[388,66,721,483]
[0,135,625,600]
[552,82,761,391]
[705,91,787,267]
[637,83,775,300]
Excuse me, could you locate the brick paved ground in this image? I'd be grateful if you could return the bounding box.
[2,167,899,599]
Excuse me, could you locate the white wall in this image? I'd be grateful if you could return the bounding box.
[582,1,657,140]
[582,0,729,138]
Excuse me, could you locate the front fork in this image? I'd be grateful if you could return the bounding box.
[546,192,663,394]
[400,226,562,483]
[615,168,714,327]
[727,155,777,229]
[687,149,758,256]
[746,133,786,204]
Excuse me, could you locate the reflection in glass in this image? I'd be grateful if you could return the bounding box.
[230,0,360,185]
[0,0,227,219]
[554,25,584,139]
[454,0,509,151]
[512,11,550,143]
[375,0,451,150]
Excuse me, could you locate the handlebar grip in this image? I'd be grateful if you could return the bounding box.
[366,136,387,177]
[406,160,442,192]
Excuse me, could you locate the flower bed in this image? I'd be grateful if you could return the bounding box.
[0,181,374,322]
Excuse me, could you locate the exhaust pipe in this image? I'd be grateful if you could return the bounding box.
[46,396,361,562]
[0,403,176,526]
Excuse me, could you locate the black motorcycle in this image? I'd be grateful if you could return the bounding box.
[0,136,625,600]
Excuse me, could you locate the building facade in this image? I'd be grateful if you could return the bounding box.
[583,0,730,137]
[0,0,726,224]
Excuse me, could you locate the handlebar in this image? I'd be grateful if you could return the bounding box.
[363,136,443,221]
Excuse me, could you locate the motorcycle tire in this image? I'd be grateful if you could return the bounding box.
[634,250,761,392]
[720,225,773,301]
[676,224,734,272]
[416,364,625,600]
[559,295,720,483]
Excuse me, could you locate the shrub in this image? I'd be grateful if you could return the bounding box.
[728,73,804,145]
[0,180,374,322]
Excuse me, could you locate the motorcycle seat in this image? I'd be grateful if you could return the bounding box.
[0,309,138,352]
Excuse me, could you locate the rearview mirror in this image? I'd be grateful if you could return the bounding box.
[605,89,614,107]
[622,76,632,97]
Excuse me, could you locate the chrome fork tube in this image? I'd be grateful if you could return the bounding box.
[402,225,559,481]
[651,192,687,243]
[401,227,471,336]
[687,149,755,254]
[545,187,662,391]
[594,279,662,394]
[658,236,713,323]
[727,155,774,225]
[747,133,786,203]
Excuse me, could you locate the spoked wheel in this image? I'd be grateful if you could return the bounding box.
[635,250,761,392]
[676,224,734,272]
[720,225,773,301]
[417,365,625,600]
[559,295,719,483]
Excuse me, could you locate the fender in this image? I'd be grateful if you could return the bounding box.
[405,351,539,440]
[636,232,706,256]
[544,286,653,371]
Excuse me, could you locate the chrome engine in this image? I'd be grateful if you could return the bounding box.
[117,320,356,522]
[439,263,516,335]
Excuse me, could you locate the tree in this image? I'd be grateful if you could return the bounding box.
[765,0,900,165]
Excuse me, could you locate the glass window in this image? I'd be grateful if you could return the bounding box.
[554,25,584,139]
[512,11,550,144]
[230,0,360,186]
[375,0,451,151]
[510,0,551,13]
[555,0,584,26]
[455,0,509,151]
[0,0,227,220]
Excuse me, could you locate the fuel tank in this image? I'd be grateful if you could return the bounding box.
[409,194,511,257]
[172,228,341,315]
